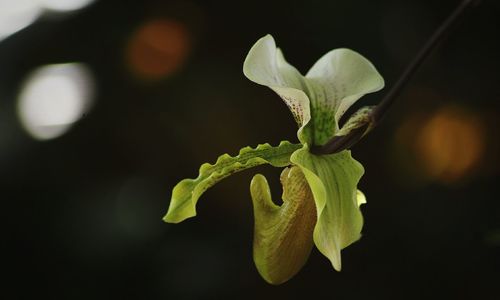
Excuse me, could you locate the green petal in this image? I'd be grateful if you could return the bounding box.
[163,141,301,223]
[243,35,312,143]
[305,49,384,145]
[251,166,316,285]
[290,147,365,271]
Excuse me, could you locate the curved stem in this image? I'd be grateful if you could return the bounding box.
[311,0,479,155]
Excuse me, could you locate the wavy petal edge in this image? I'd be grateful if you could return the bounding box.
[164,141,301,223]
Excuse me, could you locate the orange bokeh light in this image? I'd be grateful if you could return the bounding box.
[126,19,190,80]
[414,107,485,183]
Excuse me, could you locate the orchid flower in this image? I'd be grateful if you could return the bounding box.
[164,34,384,284]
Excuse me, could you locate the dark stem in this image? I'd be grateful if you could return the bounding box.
[311,0,479,155]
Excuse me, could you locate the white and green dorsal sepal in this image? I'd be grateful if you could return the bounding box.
[163,141,301,223]
[243,34,384,146]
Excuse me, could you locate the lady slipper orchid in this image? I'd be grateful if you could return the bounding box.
[164,34,384,284]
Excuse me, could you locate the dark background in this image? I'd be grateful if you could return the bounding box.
[2,0,499,299]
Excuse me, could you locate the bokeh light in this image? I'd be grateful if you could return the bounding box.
[0,0,43,41]
[0,0,96,42]
[397,106,486,184]
[126,19,191,80]
[17,63,95,141]
[37,0,95,12]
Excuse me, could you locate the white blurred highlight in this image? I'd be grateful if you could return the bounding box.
[0,0,43,41]
[17,63,95,140]
[37,0,95,12]
[0,0,95,42]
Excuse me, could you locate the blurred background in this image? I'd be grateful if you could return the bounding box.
[2,0,499,299]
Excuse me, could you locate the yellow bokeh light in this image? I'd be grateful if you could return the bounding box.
[126,19,191,80]
[414,106,485,183]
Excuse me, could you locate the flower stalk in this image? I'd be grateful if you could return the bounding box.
[311,0,480,155]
